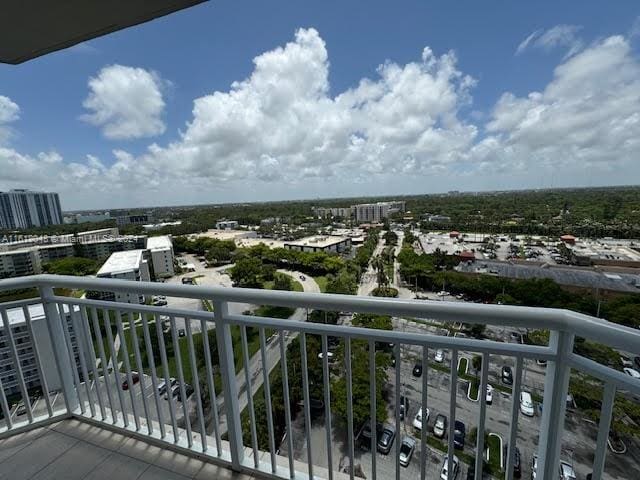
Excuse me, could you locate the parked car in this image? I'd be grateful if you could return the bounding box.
[502,365,513,385]
[413,407,430,431]
[559,461,577,480]
[413,362,423,377]
[440,454,460,480]
[433,414,447,438]
[435,349,445,363]
[318,351,335,361]
[399,395,409,420]
[620,355,634,368]
[623,367,640,379]
[520,392,535,417]
[377,424,396,454]
[510,447,522,478]
[453,420,466,449]
[121,372,140,390]
[157,378,176,395]
[399,436,416,467]
[486,384,494,404]
[178,328,186,337]
[165,384,180,400]
[357,421,383,451]
[531,454,538,480]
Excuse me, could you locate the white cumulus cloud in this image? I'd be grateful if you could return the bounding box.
[81,65,167,140]
[0,95,20,144]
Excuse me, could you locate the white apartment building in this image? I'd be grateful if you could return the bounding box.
[353,201,405,223]
[1,304,80,396]
[0,248,40,279]
[95,249,151,304]
[146,235,175,277]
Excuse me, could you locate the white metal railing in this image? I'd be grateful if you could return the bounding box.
[0,274,638,480]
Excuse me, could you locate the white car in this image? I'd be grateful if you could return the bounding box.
[485,384,493,404]
[437,291,450,297]
[559,461,577,480]
[399,436,416,467]
[520,391,535,417]
[412,407,430,431]
[623,367,640,379]
[440,454,460,480]
[318,351,335,361]
[434,349,445,363]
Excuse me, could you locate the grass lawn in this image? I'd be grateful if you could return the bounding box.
[468,379,480,401]
[458,357,469,376]
[312,275,328,293]
[486,434,503,475]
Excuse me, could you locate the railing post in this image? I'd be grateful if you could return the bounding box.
[38,285,79,413]
[537,329,574,480]
[213,300,244,471]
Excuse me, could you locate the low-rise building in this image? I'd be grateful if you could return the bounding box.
[284,235,351,253]
[353,201,405,223]
[215,220,239,230]
[63,212,111,224]
[0,248,40,278]
[142,221,182,231]
[116,214,151,226]
[146,235,175,277]
[95,250,151,304]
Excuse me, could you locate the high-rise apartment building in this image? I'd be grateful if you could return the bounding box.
[353,201,405,223]
[0,189,63,229]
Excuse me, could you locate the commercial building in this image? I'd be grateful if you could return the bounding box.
[353,201,405,223]
[284,235,351,253]
[63,212,111,224]
[1,303,80,396]
[215,220,239,230]
[143,221,182,231]
[95,249,152,303]
[116,214,151,226]
[190,229,257,242]
[313,207,353,219]
[146,235,175,277]
[0,189,63,229]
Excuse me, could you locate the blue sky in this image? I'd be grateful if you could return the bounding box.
[1,1,639,210]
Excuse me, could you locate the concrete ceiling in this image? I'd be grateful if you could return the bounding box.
[1,0,207,65]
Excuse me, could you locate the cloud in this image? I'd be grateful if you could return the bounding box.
[516,25,584,58]
[0,95,20,144]
[80,65,167,140]
[2,28,640,208]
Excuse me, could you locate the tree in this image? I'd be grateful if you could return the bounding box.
[43,257,99,276]
[229,256,263,288]
[273,272,293,291]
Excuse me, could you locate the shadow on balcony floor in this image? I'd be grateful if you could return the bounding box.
[0,419,251,480]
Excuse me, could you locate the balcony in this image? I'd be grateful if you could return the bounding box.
[0,274,639,480]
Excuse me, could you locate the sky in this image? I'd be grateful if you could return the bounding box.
[1,0,639,211]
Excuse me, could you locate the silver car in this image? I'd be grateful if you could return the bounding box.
[399,436,416,467]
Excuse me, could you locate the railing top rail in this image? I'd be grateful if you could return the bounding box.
[1,274,639,352]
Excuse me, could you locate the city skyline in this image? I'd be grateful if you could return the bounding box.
[1,1,639,210]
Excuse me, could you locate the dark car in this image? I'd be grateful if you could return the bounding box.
[634,356,640,369]
[413,362,423,377]
[357,421,383,451]
[513,447,521,478]
[502,366,513,385]
[377,424,396,454]
[453,420,466,449]
[122,373,140,390]
[399,395,409,420]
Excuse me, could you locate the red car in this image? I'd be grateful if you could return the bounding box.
[122,373,140,390]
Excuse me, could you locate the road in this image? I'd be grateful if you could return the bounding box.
[357,232,385,297]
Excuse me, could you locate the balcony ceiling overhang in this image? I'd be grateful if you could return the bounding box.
[0,0,207,65]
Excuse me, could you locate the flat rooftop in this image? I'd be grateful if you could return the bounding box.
[189,230,256,242]
[146,236,173,251]
[3,303,75,327]
[97,250,145,276]
[284,235,350,248]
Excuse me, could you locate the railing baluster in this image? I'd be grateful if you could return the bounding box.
[89,307,117,423]
[420,346,429,480]
[279,330,295,479]
[101,308,128,427]
[57,303,85,415]
[475,352,489,480]
[322,334,333,480]
[260,328,277,473]
[394,343,401,480]
[300,333,314,479]
[369,339,377,480]
[80,306,106,421]
[345,337,355,480]
[0,359,13,430]
[1,307,33,423]
[184,317,207,451]
[241,326,259,467]
[169,315,192,447]
[68,304,96,419]
[156,313,179,442]
[447,348,458,480]
[213,300,244,471]
[200,318,221,455]
[140,313,166,439]
[506,356,523,480]
[592,382,616,480]
[114,310,140,430]
[22,305,53,418]
[127,312,152,435]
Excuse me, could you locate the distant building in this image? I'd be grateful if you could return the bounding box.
[146,235,175,277]
[284,235,351,253]
[560,234,576,245]
[0,189,63,229]
[353,201,405,223]
[142,221,182,231]
[313,207,353,219]
[0,248,40,278]
[63,212,111,224]
[260,217,281,226]
[449,231,461,239]
[426,214,451,223]
[116,214,151,226]
[95,250,152,303]
[215,220,239,230]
